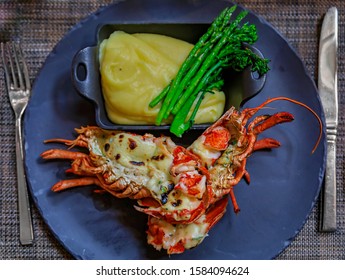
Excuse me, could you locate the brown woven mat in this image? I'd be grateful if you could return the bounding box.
[0,0,344,260]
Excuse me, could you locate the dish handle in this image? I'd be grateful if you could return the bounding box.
[240,44,267,107]
[71,46,101,103]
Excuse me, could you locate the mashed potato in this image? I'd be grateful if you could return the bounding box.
[99,31,225,125]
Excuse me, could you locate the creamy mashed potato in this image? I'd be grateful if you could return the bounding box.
[99,31,225,125]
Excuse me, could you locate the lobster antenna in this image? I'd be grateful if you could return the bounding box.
[260,96,323,154]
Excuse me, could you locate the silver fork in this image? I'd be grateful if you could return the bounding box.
[1,42,34,245]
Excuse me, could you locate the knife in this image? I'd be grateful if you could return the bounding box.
[318,7,338,232]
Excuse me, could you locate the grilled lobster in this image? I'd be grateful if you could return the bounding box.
[41,97,321,254]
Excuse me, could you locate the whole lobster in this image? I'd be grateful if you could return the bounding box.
[41,97,321,254]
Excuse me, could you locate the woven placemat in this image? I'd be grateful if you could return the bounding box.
[0,0,344,260]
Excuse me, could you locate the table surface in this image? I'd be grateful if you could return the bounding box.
[0,0,344,260]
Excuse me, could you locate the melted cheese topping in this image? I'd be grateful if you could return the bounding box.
[188,135,221,167]
[89,131,174,201]
[87,128,208,219]
[159,189,203,221]
[99,31,225,124]
[148,215,208,251]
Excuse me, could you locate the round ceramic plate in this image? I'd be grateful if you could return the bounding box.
[24,0,326,260]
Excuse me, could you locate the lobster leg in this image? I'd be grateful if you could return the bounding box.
[229,189,240,214]
[44,137,88,148]
[51,177,100,192]
[237,113,293,161]
[40,149,87,160]
[253,138,281,151]
[52,173,152,200]
[252,112,294,135]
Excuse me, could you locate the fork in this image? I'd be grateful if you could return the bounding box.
[1,42,34,245]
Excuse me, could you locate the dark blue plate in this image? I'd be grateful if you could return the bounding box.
[24,0,326,260]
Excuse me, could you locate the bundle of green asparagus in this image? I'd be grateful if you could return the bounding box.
[149,5,270,137]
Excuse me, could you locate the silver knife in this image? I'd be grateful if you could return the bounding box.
[318,7,338,232]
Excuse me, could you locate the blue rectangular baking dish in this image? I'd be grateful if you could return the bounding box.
[71,23,266,137]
